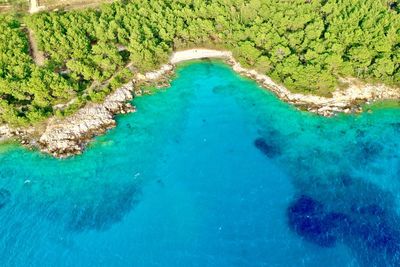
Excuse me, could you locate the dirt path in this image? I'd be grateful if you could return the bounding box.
[27,27,45,66]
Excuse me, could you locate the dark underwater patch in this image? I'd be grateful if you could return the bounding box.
[67,185,141,232]
[212,85,226,94]
[355,129,366,138]
[339,174,353,187]
[357,141,382,163]
[0,188,11,209]
[157,179,165,188]
[351,203,385,216]
[391,123,400,132]
[287,178,400,266]
[212,82,240,95]
[287,195,346,247]
[254,137,281,158]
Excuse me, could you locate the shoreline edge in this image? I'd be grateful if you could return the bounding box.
[1,48,399,158]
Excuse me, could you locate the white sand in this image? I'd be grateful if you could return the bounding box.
[170,49,232,64]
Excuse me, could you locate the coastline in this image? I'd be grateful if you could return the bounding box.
[171,49,400,116]
[1,49,399,158]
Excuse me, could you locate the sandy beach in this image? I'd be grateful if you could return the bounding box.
[170,49,232,64]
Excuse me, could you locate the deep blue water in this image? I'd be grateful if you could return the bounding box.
[0,61,399,266]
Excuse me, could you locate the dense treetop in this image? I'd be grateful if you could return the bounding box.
[0,0,399,126]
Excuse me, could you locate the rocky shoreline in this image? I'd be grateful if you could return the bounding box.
[0,82,136,158]
[173,49,399,116]
[0,49,399,158]
[229,58,399,116]
[0,64,175,158]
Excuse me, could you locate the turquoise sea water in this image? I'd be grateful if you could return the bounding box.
[0,61,399,266]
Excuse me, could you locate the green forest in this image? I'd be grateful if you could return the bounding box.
[0,0,399,126]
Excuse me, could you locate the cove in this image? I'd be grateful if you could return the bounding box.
[0,61,399,266]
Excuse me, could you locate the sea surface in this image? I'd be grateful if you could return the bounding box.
[0,61,399,267]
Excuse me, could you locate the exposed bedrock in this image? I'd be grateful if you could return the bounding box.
[38,82,136,158]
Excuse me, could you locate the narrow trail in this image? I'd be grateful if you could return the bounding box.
[27,27,45,66]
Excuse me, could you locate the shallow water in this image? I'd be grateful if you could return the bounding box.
[0,61,399,267]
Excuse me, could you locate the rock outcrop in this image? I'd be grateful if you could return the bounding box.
[0,125,12,142]
[38,82,136,157]
[1,64,174,158]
